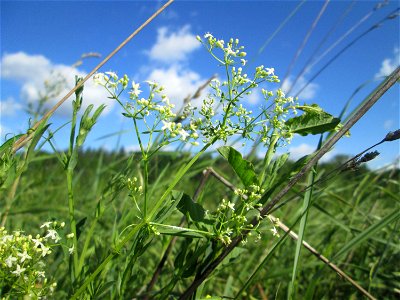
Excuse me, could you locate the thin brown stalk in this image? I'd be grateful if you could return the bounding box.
[179,66,400,299]
[11,0,174,153]
[281,0,329,86]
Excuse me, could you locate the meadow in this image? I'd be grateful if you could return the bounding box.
[1,1,400,299]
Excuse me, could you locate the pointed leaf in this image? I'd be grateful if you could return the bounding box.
[177,193,206,222]
[285,104,340,136]
[218,146,259,188]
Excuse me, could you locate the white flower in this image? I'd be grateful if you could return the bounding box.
[40,221,52,229]
[36,271,46,278]
[45,229,61,243]
[204,32,213,39]
[105,71,118,80]
[145,80,157,87]
[66,233,74,239]
[161,121,174,131]
[271,226,279,237]
[17,250,32,263]
[2,234,13,243]
[226,47,236,56]
[32,238,44,249]
[68,245,75,255]
[266,68,275,75]
[179,129,190,141]
[227,201,235,211]
[5,255,17,268]
[129,81,142,98]
[241,59,247,66]
[93,73,105,85]
[41,246,51,257]
[12,264,26,276]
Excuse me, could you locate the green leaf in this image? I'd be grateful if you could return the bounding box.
[218,146,259,188]
[26,124,51,163]
[76,217,87,240]
[177,193,205,222]
[154,224,207,239]
[0,134,24,156]
[285,104,340,136]
[154,190,183,223]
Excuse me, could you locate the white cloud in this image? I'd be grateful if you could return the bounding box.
[146,65,207,110]
[1,52,113,116]
[0,97,22,116]
[0,123,12,138]
[288,143,315,161]
[281,75,318,100]
[375,48,400,78]
[148,25,200,64]
[384,119,394,130]
[288,143,334,162]
[247,89,262,105]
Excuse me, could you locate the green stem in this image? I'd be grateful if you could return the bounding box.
[67,165,79,280]
[66,95,80,280]
[147,142,212,220]
[132,117,148,219]
[260,131,279,184]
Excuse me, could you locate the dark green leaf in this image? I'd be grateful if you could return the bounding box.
[285,104,340,136]
[218,146,259,187]
[76,217,87,240]
[177,193,205,222]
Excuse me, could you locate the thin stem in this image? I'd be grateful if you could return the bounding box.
[147,142,213,220]
[144,169,212,298]
[67,171,79,279]
[259,130,279,184]
[133,117,148,219]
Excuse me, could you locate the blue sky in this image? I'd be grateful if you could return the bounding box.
[1,0,399,169]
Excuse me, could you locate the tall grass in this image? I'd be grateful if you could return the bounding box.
[1,1,399,299]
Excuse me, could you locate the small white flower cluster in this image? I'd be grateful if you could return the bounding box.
[94,73,201,146]
[213,185,265,245]
[0,221,69,297]
[195,33,297,146]
[197,34,247,66]
[93,71,129,92]
[263,88,298,144]
[126,177,143,195]
[267,215,281,238]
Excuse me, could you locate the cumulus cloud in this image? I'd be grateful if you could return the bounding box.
[148,25,201,64]
[1,52,113,116]
[146,65,207,110]
[281,75,318,100]
[375,48,400,78]
[288,143,334,162]
[0,97,22,116]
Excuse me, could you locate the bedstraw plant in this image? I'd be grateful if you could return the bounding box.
[2,33,380,300]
